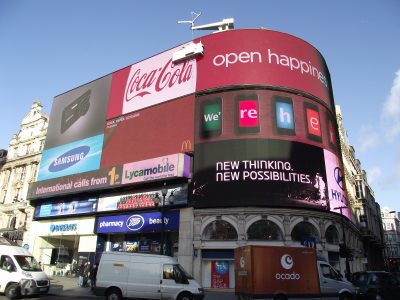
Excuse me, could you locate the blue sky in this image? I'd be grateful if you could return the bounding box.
[1,0,399,211]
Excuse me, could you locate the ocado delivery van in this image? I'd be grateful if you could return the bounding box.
[94,252,204,300]
[0,244,50,299]
[235,245,354,300]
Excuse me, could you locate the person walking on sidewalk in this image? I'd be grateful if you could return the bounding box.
[90,264,98,290]
[77,261,85,287]
[83,261,91,287]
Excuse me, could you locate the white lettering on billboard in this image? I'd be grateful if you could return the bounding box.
[123,46,197,115]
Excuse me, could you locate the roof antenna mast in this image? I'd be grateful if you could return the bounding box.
[178,12,234,36]
[178,12,202,39]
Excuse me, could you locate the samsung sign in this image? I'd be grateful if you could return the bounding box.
[96,211,179,234]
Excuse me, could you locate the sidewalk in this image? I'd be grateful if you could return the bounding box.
[48,276,235,300]
[48,276,95,298]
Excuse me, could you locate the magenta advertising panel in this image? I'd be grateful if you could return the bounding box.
[106,46,197,120]
[192,89,350,218]
[194,29,333,110]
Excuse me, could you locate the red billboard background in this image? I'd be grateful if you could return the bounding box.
[194,29,333,110]
[101,95,194,168]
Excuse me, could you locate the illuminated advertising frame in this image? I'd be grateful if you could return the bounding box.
[106,46,197,119]
[100,95,194,168]
[195,29,333,110]
[34,197,97,218]
[97,184,188,213]
[29,153,191,200]
[192,89,350,217]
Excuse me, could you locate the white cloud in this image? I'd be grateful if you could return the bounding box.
[357,125,379,152]
[381,69,400,141]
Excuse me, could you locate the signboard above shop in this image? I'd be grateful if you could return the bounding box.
[96,210,180,234]
[97,184,188,213]
[28,153,191,200]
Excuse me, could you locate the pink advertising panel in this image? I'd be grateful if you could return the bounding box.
[194,29,333,110]
[324,149,351,218]
[107,45,197,120]
[122,154,190,185]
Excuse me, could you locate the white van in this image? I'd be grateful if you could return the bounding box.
[94,252,204,300]
[0,244,50,299]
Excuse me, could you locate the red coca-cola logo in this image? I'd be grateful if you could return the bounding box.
[125,59,194,102]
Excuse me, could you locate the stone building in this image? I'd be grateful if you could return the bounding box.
[381,207,400,271]
[0,101,48,245]
[336,105,385,271]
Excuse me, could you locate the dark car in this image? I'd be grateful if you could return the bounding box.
[351,271,400,300]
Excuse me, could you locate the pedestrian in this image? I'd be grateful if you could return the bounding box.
[83,261,91,287]
[90,264,98,289]
[78,262,85,287]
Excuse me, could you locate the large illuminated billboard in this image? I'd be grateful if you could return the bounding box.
[100,95,194,168]
[29,29,348,219]
[194,29,333,110]
[192,90,350,217]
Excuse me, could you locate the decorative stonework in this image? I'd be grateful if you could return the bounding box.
[0,101,48,246]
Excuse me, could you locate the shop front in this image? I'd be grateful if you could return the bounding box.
[96,210,180,257]
[32,217,96,276]
[201,250,235,289]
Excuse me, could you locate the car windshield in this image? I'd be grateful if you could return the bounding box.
[14,255,42,272]
[352,272,391,286]
[352,273,369,285]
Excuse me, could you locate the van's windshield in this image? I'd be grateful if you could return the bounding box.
[176,264,193,280]
[14,255,42,272]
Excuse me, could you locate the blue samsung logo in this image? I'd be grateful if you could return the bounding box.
[126,215,145,231]
[48,146,90,172]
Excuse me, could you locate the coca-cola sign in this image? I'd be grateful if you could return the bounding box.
[108,46,197,118]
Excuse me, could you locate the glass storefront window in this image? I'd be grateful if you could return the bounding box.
[202,220,238,240]
[291,221,319,242]
[325,225,339,244]
[247,220,283,240]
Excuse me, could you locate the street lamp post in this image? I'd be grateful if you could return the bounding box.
[334,206,351,280]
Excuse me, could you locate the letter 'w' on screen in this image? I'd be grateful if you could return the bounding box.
[201,97,222,138]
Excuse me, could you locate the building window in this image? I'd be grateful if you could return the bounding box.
[20,166,26,181]
[325,225,339,244]
[291,221,319,242]
[247,220,283,241]
[202,220,238,240]
[9,216,16,229]
[355,179,364,199]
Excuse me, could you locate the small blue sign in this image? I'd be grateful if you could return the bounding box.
[97,210,180,234]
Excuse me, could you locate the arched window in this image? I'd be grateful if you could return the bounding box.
[202,220,238,240]
[291,221,319,242]
[325,225,339,244]
[247,220,283,240]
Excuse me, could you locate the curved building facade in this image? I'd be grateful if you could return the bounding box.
[27,29,363,284]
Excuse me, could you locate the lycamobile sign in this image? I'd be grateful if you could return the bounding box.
[122,153,190,184]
